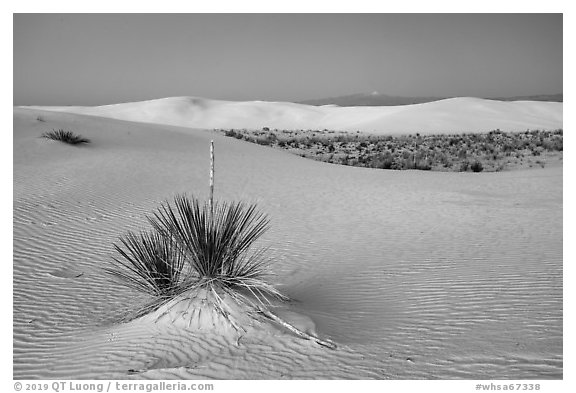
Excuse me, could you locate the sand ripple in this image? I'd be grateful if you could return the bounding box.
[13,108,562,379]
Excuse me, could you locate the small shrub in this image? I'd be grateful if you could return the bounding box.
[256,138,272,146]
[415,160,432,171]
[42,129,90,145]
[470,161,484,172]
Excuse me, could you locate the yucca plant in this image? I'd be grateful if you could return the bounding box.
[107,194,288,323]
[42,129,90,145]
[106,141,336,348]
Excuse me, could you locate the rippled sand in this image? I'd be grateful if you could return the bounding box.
[13,108,562,379]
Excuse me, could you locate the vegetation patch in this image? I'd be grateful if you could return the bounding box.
[219,128,563,172]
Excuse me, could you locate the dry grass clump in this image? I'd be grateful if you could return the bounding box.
[42,129,90,145]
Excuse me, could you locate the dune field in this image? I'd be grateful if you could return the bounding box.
[27,96,563,135]
[13,98,562,379]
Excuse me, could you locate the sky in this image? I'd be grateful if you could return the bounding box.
[13,13,563,106]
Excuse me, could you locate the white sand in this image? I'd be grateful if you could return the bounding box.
[13,104,562,379]
[25,96,563,134]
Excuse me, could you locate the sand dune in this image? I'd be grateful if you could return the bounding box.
[13,107,562,379]
[26,96,562,134]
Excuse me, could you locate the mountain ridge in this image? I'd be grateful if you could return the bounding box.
[299,92,563,107]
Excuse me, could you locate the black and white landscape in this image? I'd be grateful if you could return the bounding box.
[13,13,563,380]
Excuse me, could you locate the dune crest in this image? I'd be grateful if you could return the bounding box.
[24,95,562,134]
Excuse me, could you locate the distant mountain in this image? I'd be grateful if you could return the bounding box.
[487,93,563,103]
[300,92,563,107]
[299,92,445,107]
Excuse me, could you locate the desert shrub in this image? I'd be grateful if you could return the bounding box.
[256,137,272,146]
[470,161,484,172]
[495,163,506,172]
[42,129,90,145]
[107,195,288,320]
[369,152,394,169]
[302,139,314,148]
[392,156,407,170]
[415,159,432,171]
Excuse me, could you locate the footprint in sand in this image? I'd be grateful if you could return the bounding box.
[85,213,107,221]
[48,268,84,279]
